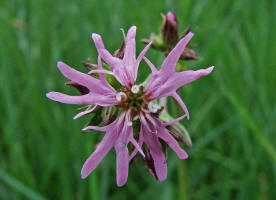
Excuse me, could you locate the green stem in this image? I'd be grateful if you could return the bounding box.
[178,161,188,200]
[86,137,99,200]
[171,97,189,200]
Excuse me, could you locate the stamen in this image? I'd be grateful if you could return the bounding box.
[131,85,140,94]
[148,101,161,113]
[116,92,127,102]
[125,109,133,126]
[127,121,133,126]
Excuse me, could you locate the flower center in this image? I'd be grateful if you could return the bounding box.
[116,85,163,114]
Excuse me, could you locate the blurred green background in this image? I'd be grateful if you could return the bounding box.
[0,0,276,199]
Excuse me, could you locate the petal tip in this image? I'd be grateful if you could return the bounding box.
[208,66,215,73]
[57,61,63,66]
[92,33,101,42]
[81,127,88,132]
[141,152,145,158]
[187,31,194,37]
[57,61,67,70]
[129,25,136,31]
[81,171,88,179]
[181,152,189,160]
[180,31,194,44]
[57,61,68,71]
[158,174,167,181]
[127,26,137,39]
[46,92,55,100]
[117,179,127,187]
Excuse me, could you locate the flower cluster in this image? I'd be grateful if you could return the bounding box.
[47,20,214,186]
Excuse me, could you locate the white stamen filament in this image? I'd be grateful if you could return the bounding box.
[127,121,133,126]
[148,101,161,113]
[116,92,127,102]
[131,85,140,94]
[125,109,133,126]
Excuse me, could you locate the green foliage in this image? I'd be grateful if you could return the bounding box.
[0,0,275,199]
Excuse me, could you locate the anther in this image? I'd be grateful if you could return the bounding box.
[116,92,127,102]
[148,101,161,113]
[127,121,133,126]
[131,85,140,94]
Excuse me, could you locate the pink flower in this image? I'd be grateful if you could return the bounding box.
[84,26,214,181]
[46,60,145,186]
[46,25,214,186]
[46,26,151,186]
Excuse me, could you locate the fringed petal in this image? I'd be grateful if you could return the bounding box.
[143,127,167,181]
[81,131,116,178]
[143,56,157,73]
[162,114,187,127]
[137,42,152,65]
[173,66,214,86]
[88,69,114,76]
[92,33,122,69]
[123,26,136,66]
[172,92,190,120]
[158,127,188,159]
[129,128,144,161]
[115,141,129,186]
[73,105,97,119]
[97,56,115,91]
[129,134,145,158]
[134,41,152,79]
[145,33,196,97]
[159,32,194,76]
[57,62,110,94]
[46,92,95,105]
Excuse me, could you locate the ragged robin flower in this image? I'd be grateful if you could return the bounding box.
[46,25,214,186]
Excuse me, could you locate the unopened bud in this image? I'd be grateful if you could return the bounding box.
[160,109,192,146]
[161,12,178,48]
[167,123,192,147]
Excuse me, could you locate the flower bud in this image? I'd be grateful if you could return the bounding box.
[167,123,192,147]
[159,109,192,146]
[161,12,178,48]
